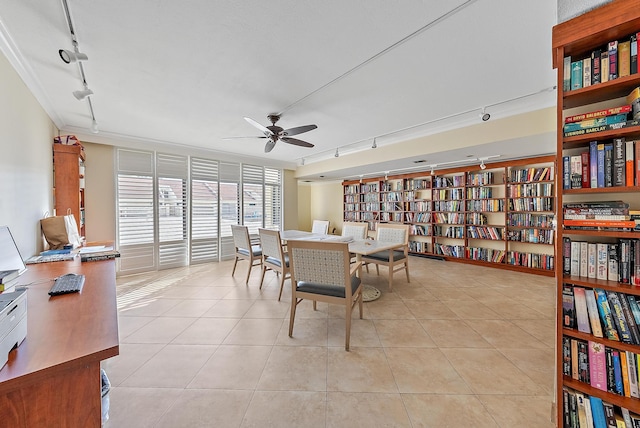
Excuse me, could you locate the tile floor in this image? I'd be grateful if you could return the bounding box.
[103,256,557,428]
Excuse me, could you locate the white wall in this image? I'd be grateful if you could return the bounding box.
[83,142,116,242]
[0,52,56,258]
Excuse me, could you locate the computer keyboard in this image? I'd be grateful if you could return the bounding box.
[48,273,85,296]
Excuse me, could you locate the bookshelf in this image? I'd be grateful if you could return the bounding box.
[553,1,640,425]
[342,155,555,276]
[53,143,86,238]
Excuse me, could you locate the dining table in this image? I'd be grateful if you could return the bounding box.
[280,230,404,301]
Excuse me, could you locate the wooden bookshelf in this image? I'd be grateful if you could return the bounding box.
[553,1,640,425]
[53,143,85,238]
[342,155,555,277]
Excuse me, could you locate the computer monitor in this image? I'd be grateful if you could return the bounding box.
[0,226,27,290]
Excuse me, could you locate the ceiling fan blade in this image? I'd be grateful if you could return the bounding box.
[280,137,314,148]
[244,117,273,138]
[264,140,277,153]
[281,124,317,137]
[221,136,267,140]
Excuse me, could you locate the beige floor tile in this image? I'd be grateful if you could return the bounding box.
[290,300,330,318]
[328,318,381,348]
[367,300,416,319]
[442,348,546,395]
[160,298,219,317]
[116,315,154,339]
[241,390,326,428]
[373,319,436,347]
[278,318,328,347]
[102,343,164,386]
[121,316,197,344]
[223,318,284,345]
[156,389,253,428]
[257,346,328,391]
[468,319,548,349]
[327,347,397,393]
[478,395,556,428]
[394,283,438,300]
[478,297,549,320]
[119,297,182,317]
[420,319,492,348]
[203,299,254,318]
[500,348,555,394]
[171,317,239,345]
[243,299,291,318]
[121,344,217,388]
[404,300,460,320]
[513,318,556,347]
[386,347,472,394]
[427,287,480,301]
[189,286,238,299]
[152,285,205,299]
[326,392,412,427]
[402,393,499,428]
[443,299,501,319]
[105,387,183,428]
[188,345,271,390]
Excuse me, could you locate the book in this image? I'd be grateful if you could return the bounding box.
[563,155,571,189]
[627,295,640,325]
[635,139,640,186]
[563,284,576,328]
[576,392,589,427]
[607,290,633,344]
[627,350,639,398]
[619,40,631,77]
[629,86,640,120]
[608,243,619,282]
[563,119,640,137]
[596,288,620,341]
[572,60,584,90]
[620,239,632,284]
[571,241,580,276]
[565,105,632,123]
[585,288,604,337]
[581,241,589,277]
[593,48,603,85]
[626,140,635,186]
[606,143,614,187]
[588,243,597,278]
[563,337,572,376]
[564,219,636,228]
[619,291,640,344]
[564,56,572,91]
[602,400,616,427]
[601,50,609,83]
[620,350,632,397]
[570,154,583,188]
[621,407,633,428]
[609,40,618,80]
[597,142,606,187]
[613,138,626,187]
[578,340,590,383]
[583,57,592,87]
[584,396,595,428]
[563,237,571,275]
[589,395,608,428]
[574,287,592,334]
[635,239,640,285]
[563,388,572,428]
[597,243,609,280]
[632,34,638,74]
[572,338,580,380]
[563,114,629,132]
[591,141,599,188]
[582,151,591,188]
[612,350,624,395]
[80,250,120,262]
[589,340,607,391]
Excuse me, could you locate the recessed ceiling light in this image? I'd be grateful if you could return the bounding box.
[319,175,325,178]
[413,159,427,164]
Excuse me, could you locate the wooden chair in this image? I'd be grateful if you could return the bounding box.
[341,222,368,240]
[311,219,330,235]
[361,223,410,292]
[230,224,262,285]
[258,228,290,301]
[288,240,363,351]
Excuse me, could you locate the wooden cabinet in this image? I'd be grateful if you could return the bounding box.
[342,155,555,276]
[53,143,85,238]
[553,1,640,424]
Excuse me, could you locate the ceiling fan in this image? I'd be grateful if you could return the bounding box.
[228,114,317,153]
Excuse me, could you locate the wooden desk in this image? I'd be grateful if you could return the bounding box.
[0,258,119,427]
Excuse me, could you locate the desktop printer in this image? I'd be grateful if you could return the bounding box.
[0,289,27,369]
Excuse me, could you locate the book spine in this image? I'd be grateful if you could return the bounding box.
[570,155,582,189]
[612,350,623,395]
[583,57,592,87]
[619,290,640,344]
[563,237,571,275]
[563,119,640,137]
[585,288,604,337]
[563,114,629,132]
[571,241,580,276]
[620,239,631,284]
[574,287,592,334]
[564,105,631,123]
[635,139,640,186]
[619,40,631,77]
[572,60,584,90]
[601,51,609,83]
[589,340,607,391]
[581,151,590,188]
[632,34,638,75]
[564,56,572,91]
[609,40,618,80]
[592,49,602,85]
[590,141,599,188]
[627,350,639,398]
[606,290,633,344]
[580,241,588,278]
[563,155,571,189]
[613,138,626,187]
[597,243,608,280]
[577,341,590,383]
[620,351,631,396]
[588,243,597,278]
[608,243,619,282]
[605,143,613,187]
[626,140,635,186]
[596,288,620,341]
[628,295,640,325]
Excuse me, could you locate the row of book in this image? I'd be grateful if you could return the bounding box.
[506,228,554,244]
[563,239,640,285]
[508,167,552,183]
[563,139,640,189]
[563,29,640,92]
[563,284,640,345]
[562,387,640,428]
[562,338,639,399]
[507,182,554,198]
[466,226,503,241]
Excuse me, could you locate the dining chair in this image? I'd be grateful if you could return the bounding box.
[311,219,330,235]
[231,224,262,285]
[258,228,290,301]
[341,222,368,240]
[288,239,363,351]
[361,223,410,292]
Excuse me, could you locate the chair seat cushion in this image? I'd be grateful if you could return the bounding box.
[296,275,361,298]
[363,250,405,262]
[238,245,262,257]
[265,253,289,268]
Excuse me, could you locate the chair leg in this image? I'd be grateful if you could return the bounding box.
[289,296,297,337]
[358,291,363,319]
[277,272,286,301]
[375,264,379,275]
[388,267,393,292]
[345,303,352,351]
[245,260,252,285]
[232,257,239,276]
[259,265,267,290]
[405,261,410,283]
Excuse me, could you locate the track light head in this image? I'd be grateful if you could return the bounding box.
[372,138,377,149]
[480,108,490,122]
[480,160,486,170]
[72,88,93,100]
[59,49,88,64]
[91,119,99,133]
[430,166,435,176]
[335,148,339,158]
[301,157,305,166]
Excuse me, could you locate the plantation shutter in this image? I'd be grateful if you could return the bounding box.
[190,157,219,263]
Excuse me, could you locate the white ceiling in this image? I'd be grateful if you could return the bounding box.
[0,0,558,179]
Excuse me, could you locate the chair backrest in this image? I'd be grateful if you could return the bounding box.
[231,224,251,250]
[376,223,409,246]
[311,220,330,235]
[288,240,352,292]
[341,222,368,240]
[258,228,284,261]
